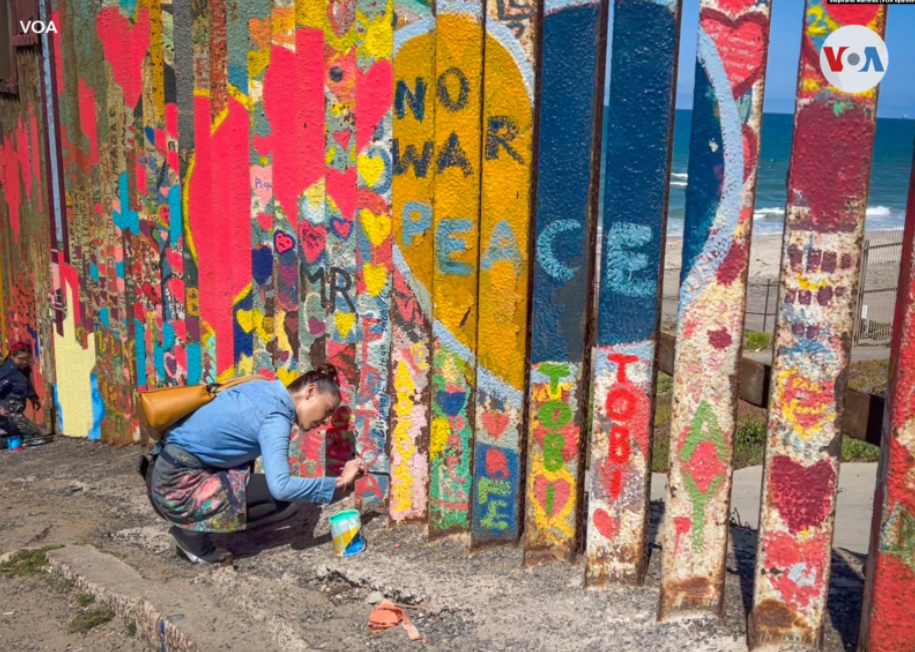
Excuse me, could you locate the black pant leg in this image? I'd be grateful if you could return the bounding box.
[246,473,296,524]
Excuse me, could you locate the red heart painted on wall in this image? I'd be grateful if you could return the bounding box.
[274,230,295,254]
[326,168,357,220]
[742,124,758,184]
[769,456,836,534]
[700,9,769,100]
[96,7,151,109]
[333,130,351,152]
[715,0,757,16]
[481,412,509,441]
[533,476,571,519]
[824,5,881,27]
[592,509,620,540]
[299,222,326,264]
[356,60,393,152]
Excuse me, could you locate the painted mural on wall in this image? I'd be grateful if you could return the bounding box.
[1,3,913,648]
[659,0,772,619]
[748,2,885,648]
[585,0,679,587]
[523,0,604,564]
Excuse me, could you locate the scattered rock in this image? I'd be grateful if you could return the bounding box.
[366,591,384,605]
[65,481,88,494]
[13,476,36,484]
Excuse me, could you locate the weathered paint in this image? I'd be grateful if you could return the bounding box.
[748,3,886,648]
[428,1,485,538]
[325,0,360,476]
[524,0,605,564]
[859,143,915,652]
[585,0,679,587]
[658,0,772,619]
[470,0,537,547]
[388,1,434,523]
[354,0,395,506]
[289,0,329,479]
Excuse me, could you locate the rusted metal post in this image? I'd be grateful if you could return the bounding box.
[763,279,770,334]
[657,0,772,620]
[470,0,538,547]
[748,2,886,648]
[524,0,606,565]
[387,0,436,524]
[584,0,680,587]
[857,137,915,652]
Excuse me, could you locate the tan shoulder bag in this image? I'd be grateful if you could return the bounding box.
[138,376,267,441]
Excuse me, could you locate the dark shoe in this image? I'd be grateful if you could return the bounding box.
[169,526,233,565]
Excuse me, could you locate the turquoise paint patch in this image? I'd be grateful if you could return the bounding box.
[113,173,140,234]
[186,342,202,385]
[154,322,177,381]
[53,385,63,433]
[89,263,100,282]
[135,319,147,385]
[116,261,125,278]
[89,374,105,441]
[168,184,182,245]
[99,308,110,328]
[119,0,138,16]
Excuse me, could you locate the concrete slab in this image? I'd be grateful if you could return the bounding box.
[650,463,878,555]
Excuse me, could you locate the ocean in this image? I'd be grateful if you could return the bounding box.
[659,110,914,236]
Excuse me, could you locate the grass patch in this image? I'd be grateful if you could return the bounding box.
[847,359,889,398]
[0,546,63,577]
[127,620,137,637]
[75,593,95,607]
[842,436,881,463]
[656,371,673,395]
[744,331,772,352]
[69,605,115,634]
[46,572,76,593]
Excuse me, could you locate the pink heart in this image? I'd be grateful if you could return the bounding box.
[769,456,836,534]
[592,509,620,540]
[700,9,769,99]
[533,476,571,519]
[308,317,325,336]
[274,230,294,254]
[96,7,151,108]
[326,167,357,220]
[356,60,393,152]
[299,222,326,264]
[481,412,509,440]
[333,130,351,152]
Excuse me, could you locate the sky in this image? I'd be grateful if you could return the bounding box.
[606,0,915,119]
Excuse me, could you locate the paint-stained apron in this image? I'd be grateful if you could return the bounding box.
[148,443,249,533]
[0,398,44,439]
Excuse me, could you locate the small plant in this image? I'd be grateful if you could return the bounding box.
[735,419,767,447]
[0,546,62,577]
[655,371,673,395]
[842,436,881,463]
[744,331,772,352]
[75,593,95,607]
[70,605,115,634]
[46,572,76,593]
[126,620,138,637]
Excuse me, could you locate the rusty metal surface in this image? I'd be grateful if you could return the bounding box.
[657,0,772,620]
[857,129,915,652]
[748,1,886,648]
[584,0,679,587]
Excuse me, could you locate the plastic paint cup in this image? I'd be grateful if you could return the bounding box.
[8,435,22,452]
[329,509,366,557]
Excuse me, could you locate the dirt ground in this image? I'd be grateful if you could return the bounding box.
[0,438,867,651]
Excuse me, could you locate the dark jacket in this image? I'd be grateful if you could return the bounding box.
[0,358,38,403]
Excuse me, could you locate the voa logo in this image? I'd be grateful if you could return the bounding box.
[20,20,58,34]
[819,25,888,94]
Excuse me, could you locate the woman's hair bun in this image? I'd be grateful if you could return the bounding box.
[313,363,338,380]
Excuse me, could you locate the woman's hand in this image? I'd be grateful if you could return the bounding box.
[332,459,367,501]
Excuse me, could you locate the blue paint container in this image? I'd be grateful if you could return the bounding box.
[8,434,22,452]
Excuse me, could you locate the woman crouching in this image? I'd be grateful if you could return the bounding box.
[146,364,365,564]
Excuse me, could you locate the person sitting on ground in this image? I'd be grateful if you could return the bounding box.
[146,363,366,564]
[0,342,49,442]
